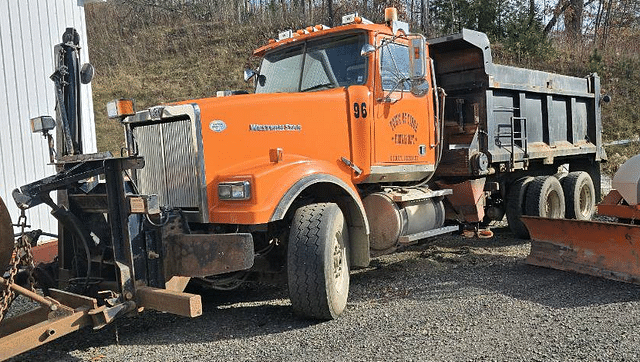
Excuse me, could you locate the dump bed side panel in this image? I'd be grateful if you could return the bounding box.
[429,29,604,178]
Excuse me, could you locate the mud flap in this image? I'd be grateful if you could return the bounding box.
[522,216,640,284]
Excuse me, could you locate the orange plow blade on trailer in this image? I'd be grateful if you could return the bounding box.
[522,216,640,284]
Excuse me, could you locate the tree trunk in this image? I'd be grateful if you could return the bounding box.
[421,0,428,33]
[544,0,569,35]
[528,0,535,27]
[566,0,584,41]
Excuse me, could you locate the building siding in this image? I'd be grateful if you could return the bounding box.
[0,0,96,235]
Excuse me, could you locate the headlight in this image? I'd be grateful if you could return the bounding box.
[218,181,251,200]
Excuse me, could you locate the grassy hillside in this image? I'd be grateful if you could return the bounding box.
[85,4,640,173]
[85,4,271,153]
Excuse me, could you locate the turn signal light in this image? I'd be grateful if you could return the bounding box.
[106,99,135,119]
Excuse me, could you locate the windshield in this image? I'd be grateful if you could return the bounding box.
[256,33,368,94]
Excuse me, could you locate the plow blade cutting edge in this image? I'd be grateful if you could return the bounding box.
[522,216,640,284]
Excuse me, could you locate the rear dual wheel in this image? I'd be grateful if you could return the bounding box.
[562,171,596,220]
[525,176,566,219]
[507,175,566,239]
[287,203,350,320]
[506,177,533,239]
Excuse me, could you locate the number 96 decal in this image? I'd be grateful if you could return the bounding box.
[353,103,367,119]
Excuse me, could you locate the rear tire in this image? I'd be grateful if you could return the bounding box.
[287,203,350,320]
[506,177,533,239]
[525,176,565,219]
[562,171,595,220]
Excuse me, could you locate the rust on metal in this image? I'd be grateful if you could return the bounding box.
[523,216,640,284]
[0,307,93,360]
[0,277,63,311]
[0,288,99,360]
[31,240,58,264]
[0,197,13,269]
[163,233,254,278]
[597,190,640,220]
[436,178,486,222]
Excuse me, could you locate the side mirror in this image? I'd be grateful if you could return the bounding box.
[408,37,426,79]
[360,44,376,57]
[80,63,94,84]
[408,37,429,96]
[243,69,257,82]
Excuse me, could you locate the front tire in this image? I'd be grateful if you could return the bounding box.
[287,203,350,320]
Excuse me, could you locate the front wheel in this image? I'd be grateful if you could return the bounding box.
[287,203,350,320]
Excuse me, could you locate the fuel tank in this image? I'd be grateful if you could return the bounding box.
[363,187,446,253]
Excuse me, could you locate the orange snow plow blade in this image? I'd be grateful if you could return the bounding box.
[522,216,640,284]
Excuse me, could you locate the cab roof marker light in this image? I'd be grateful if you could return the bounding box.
[342,13,372,25]
[278,30,293,41]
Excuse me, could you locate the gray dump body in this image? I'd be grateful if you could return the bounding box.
[429,29,606,179]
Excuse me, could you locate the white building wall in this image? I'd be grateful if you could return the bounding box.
[0,0,96,236]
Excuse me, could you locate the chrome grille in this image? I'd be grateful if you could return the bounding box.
[133,118,201,210]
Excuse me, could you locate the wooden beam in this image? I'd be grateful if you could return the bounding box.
[136,286,202,318]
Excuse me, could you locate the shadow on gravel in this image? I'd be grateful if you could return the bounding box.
[11,282,320,361]
[350,227,640,310]
[11,226,640,361]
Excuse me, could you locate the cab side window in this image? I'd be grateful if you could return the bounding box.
[380,41,411,92]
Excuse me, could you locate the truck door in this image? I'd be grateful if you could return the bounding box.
[371,35,437,182]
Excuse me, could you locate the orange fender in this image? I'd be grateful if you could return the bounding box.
[209,156,370,267]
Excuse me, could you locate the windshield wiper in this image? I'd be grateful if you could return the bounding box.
[300,82,335,92]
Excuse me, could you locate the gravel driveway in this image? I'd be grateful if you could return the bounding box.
[8,226,640,362]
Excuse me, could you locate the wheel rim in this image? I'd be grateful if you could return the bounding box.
[332,230,348,292]
[545,190,562,218]
[578,183,592,217]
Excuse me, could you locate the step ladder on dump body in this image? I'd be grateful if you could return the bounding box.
[495,115,528,171]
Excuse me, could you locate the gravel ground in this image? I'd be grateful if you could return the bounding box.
[7,225,640,362]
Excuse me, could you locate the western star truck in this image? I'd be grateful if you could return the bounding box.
[0,8,606,358]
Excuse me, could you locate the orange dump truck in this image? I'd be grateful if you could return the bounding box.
[117,9,605,318]
[1,8,607,359]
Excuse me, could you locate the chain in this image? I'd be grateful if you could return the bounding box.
[0,210,37,323]
[18,211,37,292]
